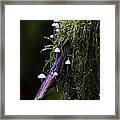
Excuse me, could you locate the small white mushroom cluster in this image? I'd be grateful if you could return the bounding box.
[38,19,71,83]
[50,20,60,39]
[54,46,71,74]
[52,20,60,33]
[38,71,59,83]
[52,23,59,29]
[38,47,71,83]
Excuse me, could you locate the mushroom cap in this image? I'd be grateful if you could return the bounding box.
[52,23,59,28]
[56,29,59,31]
[65,59,71,65]
[54,47,60,53]
[53,72,58,76]
[55,23,59,28]
[38,73,46,79]
[50,35,54,38]
[52,23,56,26]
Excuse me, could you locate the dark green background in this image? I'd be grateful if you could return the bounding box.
[20,20,53,100]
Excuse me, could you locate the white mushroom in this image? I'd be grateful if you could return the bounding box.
[65,59,71,65]
[55,23,59,28]
[56,28,60,32]
[53,72,58,76]
[65,59,71,74]
[52,23,56,27]
[38,73,46,78]
[38,73,46,83]
[52,23,59,28]
[50,35,54,38]
[54,47,60,53]
[54,47,60,59]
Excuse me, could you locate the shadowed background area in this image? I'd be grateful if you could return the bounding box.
[20,20,53,100]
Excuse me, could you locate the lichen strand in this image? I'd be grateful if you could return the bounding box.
[45,20,100,100]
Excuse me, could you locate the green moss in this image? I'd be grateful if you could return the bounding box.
[43,20,100,100]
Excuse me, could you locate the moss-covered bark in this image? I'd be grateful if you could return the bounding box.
[43,20,100,100]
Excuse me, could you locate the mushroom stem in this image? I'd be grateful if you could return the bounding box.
[41,78,44,83]
[56,52,60,59]
[54,47,60,59]
[38,73,46,83]
[65,59,71,75]
[66,65,69,75]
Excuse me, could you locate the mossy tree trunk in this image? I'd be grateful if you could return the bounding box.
[43,20,100,100]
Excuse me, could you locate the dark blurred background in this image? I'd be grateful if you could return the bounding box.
[20,20,53,100]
